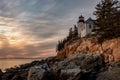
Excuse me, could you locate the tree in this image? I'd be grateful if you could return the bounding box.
[94,0,120,39]
[73,25,78,37]
[67,28,73,40]
[56,40,63,51]
[114,6,120,37]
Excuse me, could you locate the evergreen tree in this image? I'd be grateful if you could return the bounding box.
[56,40,63,51]
[114,7,120,37]
[57,38,68,51]
[73,25,78,37]
[94,0,120,39]
[67,28,73,40]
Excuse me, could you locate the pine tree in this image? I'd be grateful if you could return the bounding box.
[94,0,120,39]
[67,28,73,40]
[73,25,78,37]
[56,40,63,51]
[56,40,60,51]
[114,6,120,37]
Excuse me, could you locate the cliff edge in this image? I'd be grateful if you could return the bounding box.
[57,37,120,62]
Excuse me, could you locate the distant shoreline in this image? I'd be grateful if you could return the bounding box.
[0,58,42,72]
[0,58,41,59]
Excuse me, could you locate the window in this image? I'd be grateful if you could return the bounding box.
[89,25,91,29]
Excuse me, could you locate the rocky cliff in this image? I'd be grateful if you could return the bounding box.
[0,37,120,80]
[57,37,120,62]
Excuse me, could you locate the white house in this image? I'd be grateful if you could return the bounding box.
[77,15,95,37]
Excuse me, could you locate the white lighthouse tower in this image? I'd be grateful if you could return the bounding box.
[77,15,86,37]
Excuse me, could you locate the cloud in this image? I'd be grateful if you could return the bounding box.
[0,0,101,58]
[0,33,56,58]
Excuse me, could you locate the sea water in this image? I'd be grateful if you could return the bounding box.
[0,59,40,71]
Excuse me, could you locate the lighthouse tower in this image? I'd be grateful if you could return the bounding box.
[77,15,86,37]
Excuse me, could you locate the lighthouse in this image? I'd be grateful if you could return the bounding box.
[77,15,95,37]
[77,15,86,37]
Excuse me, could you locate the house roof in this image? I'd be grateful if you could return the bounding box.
[86,17,93,22]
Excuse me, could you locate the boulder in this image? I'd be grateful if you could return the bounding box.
[27,63,53,80]
[55,68,81,80]
[80,53,103,71]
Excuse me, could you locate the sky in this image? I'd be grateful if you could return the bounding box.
[0,0,101,58]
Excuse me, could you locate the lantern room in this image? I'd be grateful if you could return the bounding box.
[78,15,84,22]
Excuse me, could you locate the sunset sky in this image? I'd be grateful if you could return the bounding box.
[0,0,102,58]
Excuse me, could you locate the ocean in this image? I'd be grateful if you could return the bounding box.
[0,59,41,71]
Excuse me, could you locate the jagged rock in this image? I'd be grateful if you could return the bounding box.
[27,63,53,80]
[27,52,105,80]
[52,52,104,80]
[80,53,104,71]
[53,52,86,71]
